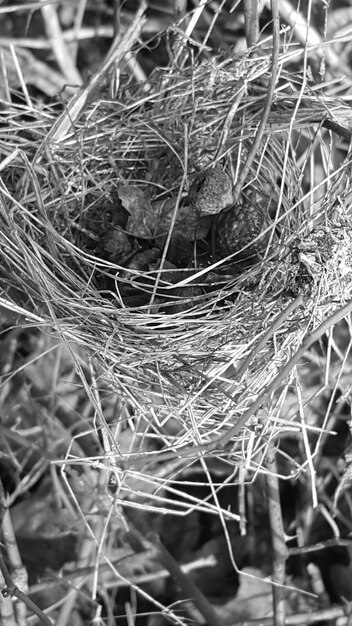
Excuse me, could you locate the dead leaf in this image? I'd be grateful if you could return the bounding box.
[118,185,154,238]
[118,186,212,241]
[154,199,212,241]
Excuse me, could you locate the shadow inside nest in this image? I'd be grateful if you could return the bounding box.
[77,180,281,315]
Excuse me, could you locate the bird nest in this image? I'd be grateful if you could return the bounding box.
[1,40,352,479]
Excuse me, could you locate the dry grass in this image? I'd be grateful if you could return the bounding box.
[1,1,352,625]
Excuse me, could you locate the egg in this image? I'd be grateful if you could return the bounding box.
[214,203,272,267]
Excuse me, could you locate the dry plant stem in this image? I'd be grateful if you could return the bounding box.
[0,424,55,462]
[112,0,121,38]
[173,0,188,20]
[69,0,88,63]
[29,554,216,594]
[173,0,208,65]
[43,1,146,144]
[235,295,304,381]
[40,2,81,85]
[0,573,16,626]
[142,296,352,466]
[243,0,259,47]
[288,537,352,556]
[149,532,223,626]
[232,0,280,202]
[0,480,27,626]
[274,0,351,76]
[209,296,352,451]
[148,166,188,308]
[174,295,304,408]
[0,554,52,626]
[264,443,288,626]
[230,605,352,625]
[0,480,44,626]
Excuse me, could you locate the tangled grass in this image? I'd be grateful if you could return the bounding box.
[2,3,352,624]
[2,34,352,479]
[2,36,352,460]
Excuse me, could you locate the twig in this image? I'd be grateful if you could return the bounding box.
[243,0,259,48]
[264,443,288,626]
[147,531,223,626]
[232,0,280,202]
[69,0,88,63]
[0,554,53,626]
[288,537,352,556]
[173,0,208,64]
[112,0,121,39]
[228,605,352,625]
[0,479,28,626]
[40,1,82,85]
[173,0,188,21]
[272,0,352,76]
[296,378,318,508]
[0,568,16,626]
[28,553,217,594]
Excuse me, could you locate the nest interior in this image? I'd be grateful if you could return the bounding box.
[1,47,352,470]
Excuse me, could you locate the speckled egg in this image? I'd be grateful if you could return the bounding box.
[189,165,233,215]
[215,203,271,266]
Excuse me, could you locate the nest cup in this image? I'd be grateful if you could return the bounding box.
[1,51,352,459]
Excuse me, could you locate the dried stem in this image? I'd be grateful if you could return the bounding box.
[150,532,223,626]
[243,0,259,48]
[235,295,304,381]
[208,297,352,451]
[0,555,53,626]
[140,296,352,465]
[264,443,288,626]
[0,478,55,624]
[233,0,280,202]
